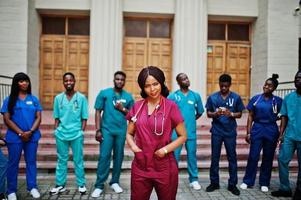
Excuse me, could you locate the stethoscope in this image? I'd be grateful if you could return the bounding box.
[253,94,277,114]
[226,98,234,107]
[59,92,79,110]
[131,98,166,136]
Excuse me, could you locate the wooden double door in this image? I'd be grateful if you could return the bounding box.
[39,35,89,109]
[123,37,172,99]
[207,42,251,105]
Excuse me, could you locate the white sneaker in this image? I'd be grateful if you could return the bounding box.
[78,186,87,194]
[189,181,202,190]
[29,188,40,198]
[49,185,66,195]
[240,183,248,190]
[110,183,123,193]
[7,193,17,200]
[261,186,269,192]
[91,188,103,198]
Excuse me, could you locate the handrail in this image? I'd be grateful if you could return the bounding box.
[0,75,12,107]
[275,81,295,98]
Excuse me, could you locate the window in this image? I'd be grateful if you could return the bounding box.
[42,17,65,35]
[228,24,249,41]
[208,23,225,40]
[68,18,90,35]
[124,19,147,37]
[149,20,171,38]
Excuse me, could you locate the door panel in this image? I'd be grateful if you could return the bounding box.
[123,38,148,99]
[148,38,172,91]
[123,37,172,99]
[207,42,226,96]
[40,35,89,109]
[226,43,250,105]
[40,36,65,109]
[207,42,250,105]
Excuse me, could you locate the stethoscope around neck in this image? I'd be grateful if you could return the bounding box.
[253,94,277,114]
[59,92,79,110]
[131,98,166,136]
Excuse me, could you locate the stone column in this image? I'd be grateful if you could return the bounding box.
[89,0,123,112]
[173,0,207,100]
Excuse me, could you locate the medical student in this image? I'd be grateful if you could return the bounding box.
[168,73,204,190]
[205,74,245,196]
[0,135,7,200]
[50,72,88,195]
[91,71,134,198]
[240,74,282,192]
[1,72,42,200]
[271,70,301,200]
[126,66,187,200]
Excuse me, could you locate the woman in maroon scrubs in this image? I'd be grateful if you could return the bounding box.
[126,66,187,200]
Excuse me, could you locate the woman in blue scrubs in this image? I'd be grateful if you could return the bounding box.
[240,74,282,192]
[0,136,7,200]
[1,72,42,200]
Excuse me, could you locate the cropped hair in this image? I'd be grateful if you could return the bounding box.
[114,71,126,79]
[63,72,75,80]
[137,66,169,98]
[219,73,232,83]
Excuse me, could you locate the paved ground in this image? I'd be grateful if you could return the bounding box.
[13,170,297,200]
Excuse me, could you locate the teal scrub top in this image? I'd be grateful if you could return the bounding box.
[280,91,301,141]
[94,88,134,134]
[53,92,88,141]
[168,90,204,139]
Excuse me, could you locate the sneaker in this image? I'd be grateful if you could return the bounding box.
[78,186,87,195]
[49,185,66,195]
[29,188,40,198]
[261,186,269,192]
[293,188,301,200]
[189,181,201,190]
[91,188,103,198]
[206,183,220,192]
[110,183,123,193]
[240,183,248,190]
[0,193,7,200]
[7,193,16,200]
[271,189,292,197]
[228,185,240,196]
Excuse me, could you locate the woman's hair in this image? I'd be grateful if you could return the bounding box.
[266,73,279,89]
[137,66,169,98]
[8,72,31,115]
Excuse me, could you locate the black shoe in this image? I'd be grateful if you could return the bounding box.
[293,188,301,200]
[271,190,292,197]
[228,185,240,196]
[206,183,220,192]
[0,193,7,200]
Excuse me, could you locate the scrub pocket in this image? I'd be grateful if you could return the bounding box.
[134,151,146,170]
[153,155,169,172]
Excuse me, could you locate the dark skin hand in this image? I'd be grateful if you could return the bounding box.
[3,111,41,142]
[95,109,103,143]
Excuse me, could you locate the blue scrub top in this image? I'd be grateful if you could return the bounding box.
[280,91,301,141]
[94,88,134,134]
[1,95,42,143]
[247,94,282,141]
[168,90,204,139]
[53,92,89,141]
[206,91,245,137]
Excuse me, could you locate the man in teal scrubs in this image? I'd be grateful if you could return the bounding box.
[91,71,134,198]
[168,73,204,190]
[272,70,301,200]
[50,72,88,195]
